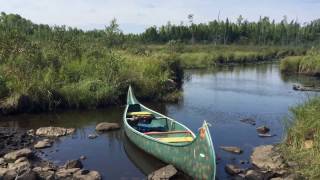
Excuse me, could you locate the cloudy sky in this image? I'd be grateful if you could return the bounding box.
[0,0,319,33]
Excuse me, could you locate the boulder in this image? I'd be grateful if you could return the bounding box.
[16,169,37,180]
[14,157,27,164]
[8,161,31,174]
[256,126,270,134]
[73,170,102,180]
[4,148,33,161]
[95,122,120,132]
[33,167,55,180]
[220,146,243,154]
[3,169,17,180]
[36,127,75,137]
[65,160,83,169]
[148,165,177,180]
[34,139,52,149]
[0,168,8,177]
[251,145,285,171]
[56,168,80,179]
[245,170,264,180]
[225,164,243,175]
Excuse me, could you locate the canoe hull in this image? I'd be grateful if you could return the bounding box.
[123,87,216,179]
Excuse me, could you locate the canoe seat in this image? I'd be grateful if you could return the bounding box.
[144,131,191,135]
[128,111,152,116]
[156,137,194,143]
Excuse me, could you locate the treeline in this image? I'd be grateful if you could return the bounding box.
[1,12,320,47]
[142,16,320,45]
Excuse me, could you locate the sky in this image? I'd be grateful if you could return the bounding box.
[0,0,319,33]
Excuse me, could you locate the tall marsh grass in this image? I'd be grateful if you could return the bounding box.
[281,97,320,179]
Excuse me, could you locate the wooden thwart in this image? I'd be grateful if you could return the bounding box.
[156,137,194,143]
[144,130,191,135]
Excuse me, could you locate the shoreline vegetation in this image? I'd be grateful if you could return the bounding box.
[0,12,319,115]
[280,48,320,76]
[281,97,320,179]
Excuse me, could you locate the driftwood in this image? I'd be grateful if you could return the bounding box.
[293,84,320,92]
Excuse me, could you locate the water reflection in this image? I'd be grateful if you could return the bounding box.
[1,63,319,179]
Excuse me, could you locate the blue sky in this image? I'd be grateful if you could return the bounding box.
[0,0,319,33]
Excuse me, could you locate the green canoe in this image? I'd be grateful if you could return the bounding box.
[123,86,216,179]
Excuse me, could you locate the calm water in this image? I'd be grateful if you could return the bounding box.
[1,63,319,179]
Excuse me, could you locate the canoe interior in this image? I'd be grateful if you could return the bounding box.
[126,103,194,145]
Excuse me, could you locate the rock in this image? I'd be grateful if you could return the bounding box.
[27,129,35,136]
[95,122,120,131]
[73,170,102,180]
[4,148,33,161]
[147,165,177,180]
[258,133,276,138]
[14,157,27,164]
[80,156,86,160]
[245,170,264,180]
[36,127,75,137]
[304,140,313,149]
[225,164,243,175]
[251,145,285,171]
[34,139,52,149]
[220,146,243,154]
[33,167,55,180]
[16,169,37,180]
[3,169,17,180]
[65,160,83,169]
[8,161,31,174]
[239,160,249,164]
[88,134,98,139]
[0,168,8,177]
[56,168,80,179]
[0,158,5,166]
[256,126,270,134]
[240,118,256,125]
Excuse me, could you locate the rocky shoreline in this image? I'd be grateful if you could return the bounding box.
[0,126,102,180]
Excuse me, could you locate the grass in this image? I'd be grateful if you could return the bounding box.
[280,48,320,76]
[281,97,320,179]
[128,44,306,69]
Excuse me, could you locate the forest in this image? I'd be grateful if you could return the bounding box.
[0,12,319,114]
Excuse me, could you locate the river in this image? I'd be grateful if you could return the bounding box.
[0,63,319,179]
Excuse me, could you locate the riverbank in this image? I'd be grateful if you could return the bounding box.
[280,48,320,76]
[130,44,307,69]
[279,97,320,179]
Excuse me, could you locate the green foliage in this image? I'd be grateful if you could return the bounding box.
[280,48,320,75]
[281,97,320,179]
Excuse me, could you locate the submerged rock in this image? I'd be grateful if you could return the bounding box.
[36,127,75,137]
[148,164,177,180]
[245,170,265,180]
[225,164,244,175]
[240,118,256,125]
[95,122,120,132]
[88,134,98,139]
[34,139,52,149]
[251,145,285,171]
[4,148,33,161]
[256,126,270,134]
[258,133,276,138]
[220,146,243,154]
[65,160,83,169]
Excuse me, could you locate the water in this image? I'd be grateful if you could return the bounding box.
[0,63,319,179]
